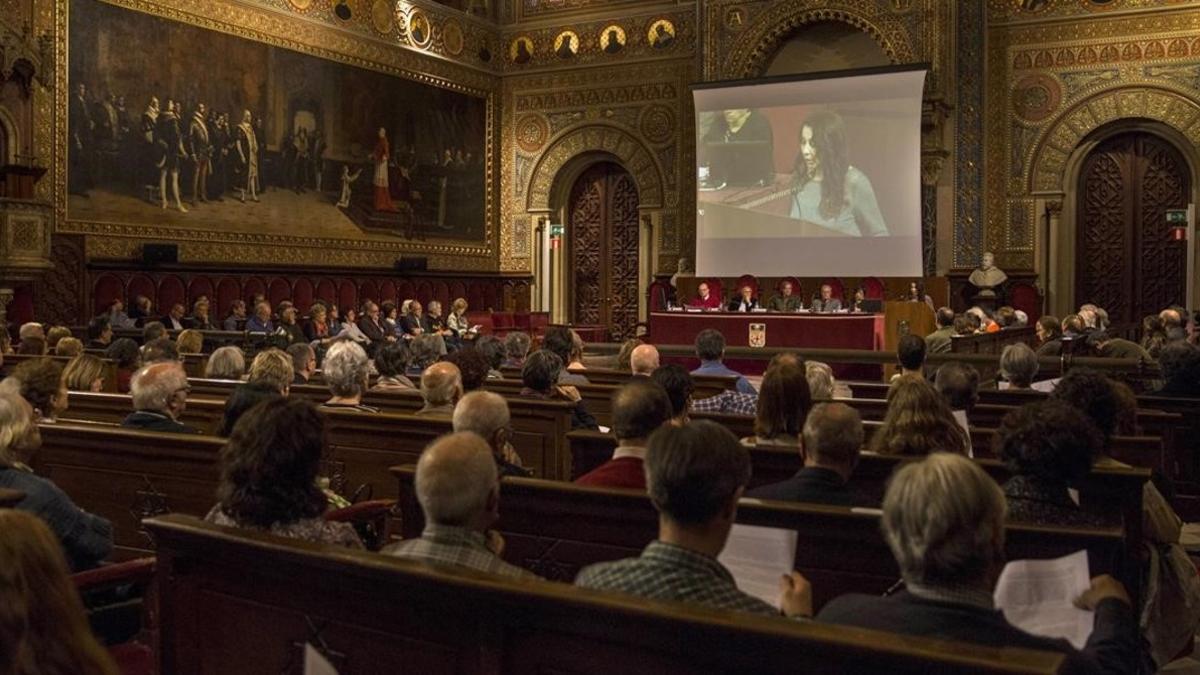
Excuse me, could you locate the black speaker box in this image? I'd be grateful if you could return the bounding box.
[394,256,428,272]
[142,243,179,265]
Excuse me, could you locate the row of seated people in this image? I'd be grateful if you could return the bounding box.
[2,313,1198,669]
[684,279,933,313]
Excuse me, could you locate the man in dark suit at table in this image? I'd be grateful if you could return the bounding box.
[726,285,759,312]
[766,281,802,312]
[810,285,842,313]
[690,282,723,310]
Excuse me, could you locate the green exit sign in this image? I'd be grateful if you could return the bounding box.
[1166,209,1188,224]
[549,224,564,237]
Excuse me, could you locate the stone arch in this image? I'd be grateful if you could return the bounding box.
[726,6,911,79]
[1028,85,1200,194]
[525,123,665,212]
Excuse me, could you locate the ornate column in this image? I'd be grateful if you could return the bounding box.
[920,153,946,277]
[1043,199,1063,312]
[639,213,655,323]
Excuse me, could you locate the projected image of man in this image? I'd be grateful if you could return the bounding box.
[699,108,774,188]
[784,110,887,238]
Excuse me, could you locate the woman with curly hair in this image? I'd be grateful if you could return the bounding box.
[205,397,362,548]
[9,358,68,422]
[869,375,968,456]
[0,510,118,675]
[175,328,204,355]
[788,109,887,237]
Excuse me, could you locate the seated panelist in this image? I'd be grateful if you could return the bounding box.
[726,285,759,312]
[766,281,803,312]
[690,282,723,310]
[810,284,842,312]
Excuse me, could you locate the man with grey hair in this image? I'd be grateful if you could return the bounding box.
[502,331,531,368]
[629,343,660,376]
[999,343,1039,390]
[385,432,536,579]
[417,361,463,417]
[452,390,530,477]
[748,402,863,506]
[320,340,378,412]
[18,322,44,344]
[121,361,197,433]
[817,453,1137,673]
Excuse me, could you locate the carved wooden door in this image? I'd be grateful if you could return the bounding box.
[1076,132,1191,326]
[568,162,641,340]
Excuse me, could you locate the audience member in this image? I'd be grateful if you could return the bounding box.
[54,336,83,358]
[629,344,660,376]
[1089,330,1152,361]
[893,334,926,380]
[742,361,811,447]
[122,361,197,433]
[215,381,283,437]
[996,401,1106,528]
[993,306,1017,330]
[371,341,416,391]
[204,345,246,380]
[16,336,46,356]
[924,308,957,354]
[614,338,643,372]
[544,326,589,385]
[398,300,426,337]
[320,340,378,412]
[817,453,1137,673]
[934,362,979,455]
[998,343,1039,390]
[1141,314,1169,359]
[577,421,812,618]
[189,298,215,330]
[1161,307,1187,342]
[86,315,113,348]
[304,302,332,343]
[45,326,71,353]
[18,321,45,344]
[749,402,863,506]
[475,336,506,379]
[567,329,588,371]
[104,298,134,329]
[1061,313,1085,338]
[206,398,362,548]
[503,332,531,369]
[576,379,672,489]
[0,386,114,571]
[418,362,464,417]
[141,321,167,343]
[162,303,187,331]
[175,328,204,355]
[691,329,755,395]
[0,510,120,673]
[953,314,975,337]
[423,301,456,346]
[1036,315,1064,356]
[10,358,67,422]
[1156,341,1200,397]
[276,306,307,345]
[106,337,140,392]
[445,298,475,341]
[385,432,534,577]
[445,348,489,392]
[287,343,316,385]
[140,337,179,365]
[453,391,530,478]
[0,324,11,354]
[334,307,370,346]
[870,375,968,456]
[408,334,442,377]
[223,299,247,331]
[519,350,598,430]
[651,364,694,426]
[246,301,274,333]
[247,349,294,395]
[63,354,106,392]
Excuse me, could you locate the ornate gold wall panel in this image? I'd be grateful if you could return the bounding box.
[986,4,1200,270]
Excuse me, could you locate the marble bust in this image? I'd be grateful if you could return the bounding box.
[968,252,1008,296]
[670,257,692,289]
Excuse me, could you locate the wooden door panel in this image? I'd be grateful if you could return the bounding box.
[569,163,640,339]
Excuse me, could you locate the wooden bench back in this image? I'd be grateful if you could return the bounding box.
[3,353,120,393]
[145,514,1067,675]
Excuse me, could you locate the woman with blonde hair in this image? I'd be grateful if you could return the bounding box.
[176,328,204,355]
[869,375,968,456]
[446,297,476,341]
[63,354,106,392]
[204,345,246,380]
[54,337,84,358]
[0,510,119,675]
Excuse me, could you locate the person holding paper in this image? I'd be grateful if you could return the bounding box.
[816,453,1138,674]
[576,421,812,618]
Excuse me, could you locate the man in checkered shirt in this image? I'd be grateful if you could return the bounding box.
[386,432,537,580]
[575,420,811,618]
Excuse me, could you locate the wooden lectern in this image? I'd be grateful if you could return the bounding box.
[881,301,935,380]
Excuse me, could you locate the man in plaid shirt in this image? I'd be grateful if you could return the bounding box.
[386,432,537,580]
[575,421,811,618]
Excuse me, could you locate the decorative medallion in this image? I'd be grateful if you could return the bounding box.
[407,9,431,47]
[443,19,464,56]
[510,36,534,64]
[287,0,314,11]
[639,104,675,144]
[554,30,580,59]
[1012,73,1061,123]
[515,114,550,153]
[332,0,354,22]
[599,25,626,54]
[647,19,676,50]
[478,38,493,63]
[370,0,393,35]
[724,6,747,31]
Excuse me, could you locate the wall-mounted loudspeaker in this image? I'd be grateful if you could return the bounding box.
[394,256,428,273]
[142,243,178,265]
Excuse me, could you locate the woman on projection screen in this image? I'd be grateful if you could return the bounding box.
[787,109,888,238]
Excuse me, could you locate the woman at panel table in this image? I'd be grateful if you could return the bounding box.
[726,285,760,312]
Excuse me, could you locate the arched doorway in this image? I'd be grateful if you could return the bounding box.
[567,162,640,340]
[1075,131,1191,325]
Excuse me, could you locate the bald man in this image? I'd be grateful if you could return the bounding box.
[121,361,198,433]
[630,344,660,376]
[417,361,463,417]
[385,432,537,579]
[453,390,530,477]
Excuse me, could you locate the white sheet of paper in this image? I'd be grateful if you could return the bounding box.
[718,523,798,608]
[993,550,1093,649]
[304,644,339,675]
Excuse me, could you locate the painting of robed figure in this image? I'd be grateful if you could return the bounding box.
[66,0,488,243]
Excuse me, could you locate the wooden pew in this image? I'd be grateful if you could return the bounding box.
[1,353,119,393]
[391,466,1127,614]
[500,366,739,401]
[64,391,227,434]
[146,514,1067,675]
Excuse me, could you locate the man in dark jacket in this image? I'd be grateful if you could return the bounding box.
[748,402,862,506]
[121,362,198,434]
[818,453,1138,675]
